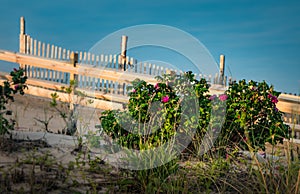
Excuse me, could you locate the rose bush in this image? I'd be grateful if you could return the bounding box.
[100,72,211,150]
[219,79,289,151]
[100,72,289,154]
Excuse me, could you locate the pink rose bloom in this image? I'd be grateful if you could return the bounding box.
[219,94,228,101]
[131,89,136,93]
[154,83,159,90]
[162,95,169,103]
[271,97,278,104]
[268,93,272,99]
[268,93,278,104]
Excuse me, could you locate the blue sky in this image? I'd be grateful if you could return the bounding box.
[0,0,299,94]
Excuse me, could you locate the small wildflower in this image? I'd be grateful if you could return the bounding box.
[209,95,217,101]
[14,84,19,90]
[259,96,265,101]
[226,153,229,160]
[162,95,169,103]
[131,89,136,93]
[258,151,266,158]
[271,134,275,140]
[13,68,18,72]
[154,83,159,90]
[219,94,228,101]
[249,85,257,91]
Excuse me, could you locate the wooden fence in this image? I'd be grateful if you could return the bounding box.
[277,94,300,139]
[18,17,231,91]
[0,17,299,140]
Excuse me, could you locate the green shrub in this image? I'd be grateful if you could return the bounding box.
[50,80,93,135]
[100,72,289,163]
[100,72,211,150]
[0,68,27,135]
[219,79,289,151]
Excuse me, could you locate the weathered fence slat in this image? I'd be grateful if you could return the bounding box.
[30,38,33,55]
[33,39,37,56]
[37,41,41,56]
[46,44,50,58]
[58,47,62,60]
[42,43,45,57]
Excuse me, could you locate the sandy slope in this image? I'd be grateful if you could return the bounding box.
[6,93,103,134]
[0,94,113,193]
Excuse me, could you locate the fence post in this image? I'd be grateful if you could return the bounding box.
[69,52,78,111]
[19,16,26,69]
[219,54,225,85]
[120,35,128,71]
[70,52,78,81]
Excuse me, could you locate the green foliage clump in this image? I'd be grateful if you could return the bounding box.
[0,68,27,135]
[100,71,211,150]
[220,79,289,151]
[100,72,289,154]
[50,80,93,135]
